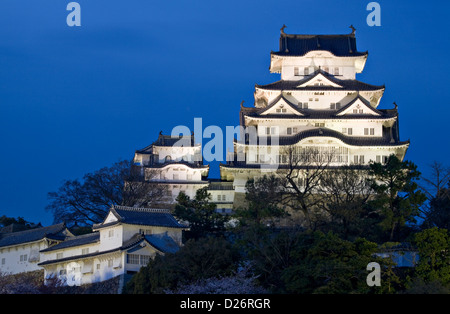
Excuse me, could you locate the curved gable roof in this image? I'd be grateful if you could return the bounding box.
[0,223,69,248]
[93,205,188,230]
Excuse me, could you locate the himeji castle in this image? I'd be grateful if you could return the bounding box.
[0,26,410,286]
[220,25,409,195]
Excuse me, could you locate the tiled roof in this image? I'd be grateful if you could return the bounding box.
[145,234,180,254]
[136,132,196,153]
[93,205,189,230]
[40,232,99,252]
[38,233,181,266]
[243,101,397,122]
[236,127,409,147]
[256,70,384,91]
[0,223,68,248]
[146,161,209,169]
[273,28,367,57]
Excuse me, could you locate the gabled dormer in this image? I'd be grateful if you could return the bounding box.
[258,94,304,116]
[336,95,382,116]
[297,71,343,88]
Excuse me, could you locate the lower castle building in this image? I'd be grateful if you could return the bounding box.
[0,206,187,286]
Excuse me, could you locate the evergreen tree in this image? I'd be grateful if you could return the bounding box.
[368,154,426,241]
[174,187,228,240]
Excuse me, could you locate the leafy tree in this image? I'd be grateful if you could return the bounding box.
[123,237,240,294]
[0,216,36,230]
[413,227,450,286]
[234,175,288,226]
[280,231,385,294]
[424,186,450,230]
[316,166,381,241]
[164,265,267,294]
[174,187,228,240]
[46,159,167,227]
[368,154,426,241]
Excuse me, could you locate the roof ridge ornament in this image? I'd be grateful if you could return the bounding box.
[281,24,287,35]
[349,25,356,35]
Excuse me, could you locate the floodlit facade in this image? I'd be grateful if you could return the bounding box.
[133,132,210,202]
[0,223,73,275]
[38,205,188,286]
[220,26,409,194]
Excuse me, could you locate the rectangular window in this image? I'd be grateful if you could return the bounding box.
[56,253,63,259]
[364,128,369,135]
[127,254,140,264]
[265,127,270,135]
[304,67,309,75]
[293,127,298,133]
[376,155,381,163]
[108,229,114,238]
[330,103,335,109]
[303,102,308,109]
[334,67,340,75]
[359,155,365,164]
[370,128,375,135]
[108,259,113,267]
[315,123,325,127]
[287,127,292,135]
[348,128,353,135]
[359,109,363,114]
[354,155,359,164]
[342,128,347,134]
[353,109,358,114]
[82,248,89,255]
[173,174,179,180]
[1,258,5,265]
[336,102,341,109]
[298,102,303,109]
[294,67,299,76]
[140,255,151,266]
[217,195,222,201]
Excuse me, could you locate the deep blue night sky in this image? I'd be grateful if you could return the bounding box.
[0,0,449,226]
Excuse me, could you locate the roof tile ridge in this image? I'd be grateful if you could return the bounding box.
[112,204,170,213]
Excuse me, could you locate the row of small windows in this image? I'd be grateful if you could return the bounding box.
[278,102,343,110]
[127,254,151,266]
[294,67,340,76]
[217,195,227,201]
[58,260,116,276]
[249,153,390,165]
[1,255,28,264]
[264,126,376,136]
